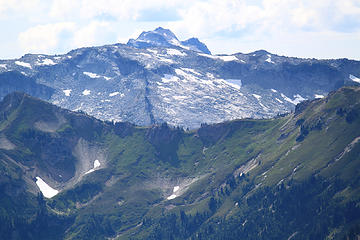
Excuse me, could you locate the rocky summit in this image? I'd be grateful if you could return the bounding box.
[0,27,359,128]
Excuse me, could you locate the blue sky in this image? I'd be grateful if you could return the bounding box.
[0,0,359,60]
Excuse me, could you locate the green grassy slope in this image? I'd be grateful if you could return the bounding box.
[0,87,359,239]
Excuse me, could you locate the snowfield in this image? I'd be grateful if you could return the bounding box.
[281,93,306,105]
[85,159,101,175]
[252,94,262,100]
[314,94,324,98]
[349,74,360,83]
[84,72,101,78]
[109,92,120,97]
[82,90,91,96]
[265,54,275,64]
[167,185,180,200]
[37,58,56,66]
[35,177,59,198]
[15,61,32,69]
[63,89,72,96]
[199,53,238,62]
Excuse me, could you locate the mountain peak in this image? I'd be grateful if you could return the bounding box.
[127,27,179,49]
[153,27,177,38]
[251,50,270,56]
[181,37,211,54]
[127,27,211,54]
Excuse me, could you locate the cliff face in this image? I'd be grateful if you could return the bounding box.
[0,71,54,100]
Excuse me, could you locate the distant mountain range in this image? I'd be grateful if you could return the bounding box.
[0,27,359,128]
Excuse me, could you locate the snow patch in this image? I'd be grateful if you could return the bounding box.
[173,186,180,192]
[167,194,177,200]
[147,49,158,54]
[37,58,56,66]
[167,48,186,56]
[281,93,306,105]
[275,98,283,103]
[173,95,188,100]
[83,72,110,80]
[82,89,91,96]
[218,55,238,61]
[224,81,241,90]
[109,92,121,97]
[157,57,174,64]
[292,94,306,104]
[35,177,59,198]
[85,159,101,175]
[314,94,324,98]
[265,54,274,64]
[139,52,151,58]
[94,159,100,168]
[199,53,218,59]
[83,71,100,78]
[225,79,242,90]
[259,102,268,111]
[83,72,111,81]
[252,94,262,100]
[281,93,292,103]
[15,61,32,69]
[0,64,7,69]
[199,53,237,62]
[349,74,360,83]
[167,185,180,200]
[63,89,72,96]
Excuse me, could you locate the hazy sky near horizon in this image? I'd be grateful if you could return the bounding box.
[0,0,359,60]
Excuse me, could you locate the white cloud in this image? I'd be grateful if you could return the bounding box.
[49,0,80,19]
[18,20,115,54]
[0,0,41,17]
[18,22,75,54]
[117,28,144,43]
[291,6,317,28]
[49,0,189,20]
[168,0,360,38]
[1,0,360,59]
[72,21,111,48]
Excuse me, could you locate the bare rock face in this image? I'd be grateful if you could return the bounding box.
[0,27,359,129]
[0,71,54,100]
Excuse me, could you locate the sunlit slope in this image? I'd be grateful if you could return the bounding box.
[0,87,359,239]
